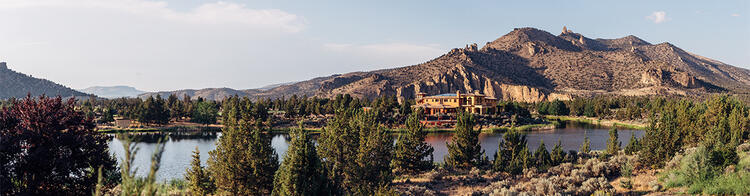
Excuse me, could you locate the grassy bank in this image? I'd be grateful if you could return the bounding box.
[487,123,557,133]
[544,115,647,130]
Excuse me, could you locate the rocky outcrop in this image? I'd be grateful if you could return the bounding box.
[640,68,699,88]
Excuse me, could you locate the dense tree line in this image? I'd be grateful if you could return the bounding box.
[79,93,415,128]
[639,95,749,168]
[79,94,221,126]
[537,96,656,120]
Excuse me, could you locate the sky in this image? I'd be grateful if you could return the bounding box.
[0,0,748,92]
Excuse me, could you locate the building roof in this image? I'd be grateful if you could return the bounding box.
[431,93,458,97]
[424,93,492,98]
[413,104,458,109]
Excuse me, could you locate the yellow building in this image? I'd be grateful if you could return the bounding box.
[414,91,497,116]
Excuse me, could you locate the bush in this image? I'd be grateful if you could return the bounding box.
[663,143,750,195]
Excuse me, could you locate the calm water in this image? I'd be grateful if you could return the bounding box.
[107,122,643,181]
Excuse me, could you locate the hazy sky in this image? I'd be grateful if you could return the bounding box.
[1,0,748,92]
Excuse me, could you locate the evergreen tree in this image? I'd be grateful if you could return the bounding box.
[392,112,434,175]
[99,107,115,124]
[182,94,193,116]
[580,134,591,154]
[624,132,641,155]
[191,101,218,125]
[639,105,682,168]
[550,139,566,166]
[534,140,552,170]
[137,95,169,125]
[492,130,527,174]
[317,109,359,194]
[167,94,182,120]
[606,127,621,155]
[208,117,278,195]
[548,100,569,116]
[185,147,214,195]
[445,112,486,169]
[352,111,393,193]
[317,109,393,194]
[519,146,534,170]
[272,123,327,196]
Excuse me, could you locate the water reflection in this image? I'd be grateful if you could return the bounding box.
[108,122,643,181]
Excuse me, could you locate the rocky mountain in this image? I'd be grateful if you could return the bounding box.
[80,86,146,99]
[148,27,750,102]
[0,61,90,99]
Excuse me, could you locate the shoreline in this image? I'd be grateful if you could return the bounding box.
[544,115,647,130]
[96,115,647,134]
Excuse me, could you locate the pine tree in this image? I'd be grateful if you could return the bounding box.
[137,95,169,125]
[272,123,327,196]
[317,109,359,194]
[208,117,278,195]
[191,101,218,125]
[352,111,394,193]
[519,145,534,170]
[624,132,641,155]
[317,109,393,194]
[580,134,591,154]
[493,130,527,174]
[550,139,566,166]
[534,140,552,170]
[185,147,214,195]
[445,112,486,169]
[606,127,621,155]
[392,112,434,175]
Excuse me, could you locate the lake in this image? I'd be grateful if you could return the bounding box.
[107,122,644,181]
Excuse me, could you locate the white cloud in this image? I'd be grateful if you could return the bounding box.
[0,0,448,91]
[731,13,740,17]
[646,11,669,24]
[0,0,311,91]
[0,0,307,32]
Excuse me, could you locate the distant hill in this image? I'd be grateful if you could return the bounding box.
[141,27,750,102]
[0,62,90,99]
[80,86,146,99]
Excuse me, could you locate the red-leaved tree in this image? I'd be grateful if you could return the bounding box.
[0,95,117,195]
